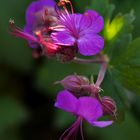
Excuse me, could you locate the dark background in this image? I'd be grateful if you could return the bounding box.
[0,0,140,140]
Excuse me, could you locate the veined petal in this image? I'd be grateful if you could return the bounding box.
[78,34,104,56]
[84,10,104,33]
[51,31,75,46]
[77,97,103,122]
[55,90,78,113]
[90,120,113,128]
[59,13,82,37]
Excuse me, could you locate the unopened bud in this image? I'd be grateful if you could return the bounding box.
[56,75,90,96]
[101,96,117,117]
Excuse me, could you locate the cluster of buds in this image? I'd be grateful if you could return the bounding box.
[56,74,117,118]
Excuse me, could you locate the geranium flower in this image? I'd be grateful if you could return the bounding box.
[51,7,104,56]
[10,0,60,57]
[55,90,113,139]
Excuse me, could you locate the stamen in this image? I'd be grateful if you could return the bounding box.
[80,120,84,140]
[63,6,69,15]
[69,1,74,14]
[9,18,15,26]
[58,0,74,15]
[49,25,65,31]
[59,124,74,140]
[35,30,59,55]
[35,30,47,47]
[59,117,82,140]
[9,19,38,42]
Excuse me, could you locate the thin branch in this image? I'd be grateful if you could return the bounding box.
[95,62,108,87]
[72,57,106,64]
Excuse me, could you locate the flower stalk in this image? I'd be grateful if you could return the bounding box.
[73,54,109,88]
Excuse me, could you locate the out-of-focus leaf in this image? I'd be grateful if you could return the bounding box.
[101,70,128,123]
[102,9,137,123]
[104,14,124,41]
[85,112,140,140]
[102,38,140,122]
[104,10,135,43]
[0,127,21,140]
[72,0,92,12]
[0,97,27,131]
[110,38,140,95]
[53,110,75,128]
[0,0,34,72]
[87,0,115,17]
[110,34,132,63]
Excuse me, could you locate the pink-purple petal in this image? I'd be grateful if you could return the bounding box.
[77,97,103,122]
[25,0,55,33]
[90,120,113,128]
[55,90,78,113]
[84,10,104,33]
[60,13,83,37]
[51,31,75,46]
[78,34,104,56]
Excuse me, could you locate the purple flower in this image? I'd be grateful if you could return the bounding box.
[55,90,113,139]
[51,10,104,56]
[10,0,57,47]
[10,0,61,57]
[25,0,56,34]
[24,0,57,48]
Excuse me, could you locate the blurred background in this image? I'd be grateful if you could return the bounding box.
[0,0,140,140]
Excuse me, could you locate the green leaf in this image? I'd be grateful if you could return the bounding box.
[72,0,92,12]
[111,37,140,94]
[104,10,135,43]
[103,38,140,122]
[85,112,140,140]
[88,0,116,19]
[102,70,128,123]
[104,14,124,41]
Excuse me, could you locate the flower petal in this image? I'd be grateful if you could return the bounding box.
[77,97,103,122]
[78,34,104,56]
[25,0,55,33]
[90,120,113,128]
[84,10,104,33]
[51,31,75,46]
[60,13,82,35]
[55,90,78,113]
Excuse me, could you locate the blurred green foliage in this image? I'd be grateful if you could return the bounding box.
[0,0,140,140]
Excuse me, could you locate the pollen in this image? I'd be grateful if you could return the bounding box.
[34,30,41,36]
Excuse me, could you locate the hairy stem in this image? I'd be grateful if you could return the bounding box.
[95,62,108,87]
[73,55,109,87]
[73,57,106,64]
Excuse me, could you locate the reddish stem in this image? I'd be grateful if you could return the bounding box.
[95,62,108,87]
[73,55,108,87]
[73,57,106,64]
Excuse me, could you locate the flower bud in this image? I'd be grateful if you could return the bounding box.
[101,96,117,117]
[56,75,90,96]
